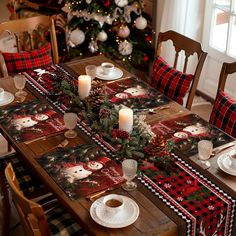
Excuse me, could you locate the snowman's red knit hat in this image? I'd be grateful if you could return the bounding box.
[97,156,110,165]
[35,110,56,118]
[63,162,83,168]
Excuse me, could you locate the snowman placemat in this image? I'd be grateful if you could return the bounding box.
[0,99,66,143]
[105,77,170,110]
[150,113,234,157]
[36,144,125,200]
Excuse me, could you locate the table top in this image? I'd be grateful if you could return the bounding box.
[0,55,235,235]
[0,64,179,236]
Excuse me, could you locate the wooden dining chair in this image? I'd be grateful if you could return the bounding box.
[0,153,50,236]
[5,163,86,236]
[149,30,207,110]
[209,62,236,138]
[0,15,59,77]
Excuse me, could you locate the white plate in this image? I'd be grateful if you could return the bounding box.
[217,153,236,176]
[0,91,14,106]
[96,66,123,81]
[90,195,139,228]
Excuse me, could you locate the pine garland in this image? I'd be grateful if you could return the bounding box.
[59,79,174,172]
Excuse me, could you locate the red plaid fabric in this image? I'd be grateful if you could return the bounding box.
[210,90,236,138]
[2,43,52,75]
[150,56,193,105]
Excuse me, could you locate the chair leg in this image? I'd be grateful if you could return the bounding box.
[0,170,10,236]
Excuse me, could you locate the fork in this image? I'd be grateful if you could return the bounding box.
[210,142,235,157]
[148,105,170,114]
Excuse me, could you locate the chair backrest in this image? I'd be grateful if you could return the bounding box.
[5,163,51,236]
[0,15,59,76]
[216,61,236,94]
[156,30,207,110]
[0,165,10,236]
[209,61,236,138]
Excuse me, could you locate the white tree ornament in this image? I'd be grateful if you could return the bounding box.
[135,16,147,30]
[117,25,130,38]
[115,0,128,8]
[97,30,108,42]
[118,41,133,55]
[70,29,85,46]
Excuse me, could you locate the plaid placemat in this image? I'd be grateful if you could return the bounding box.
[139,153,236,236]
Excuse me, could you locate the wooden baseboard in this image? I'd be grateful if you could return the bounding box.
[196,90,214,104]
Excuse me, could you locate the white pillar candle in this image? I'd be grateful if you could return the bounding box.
[78,75,91,100]
[119,108,133,134]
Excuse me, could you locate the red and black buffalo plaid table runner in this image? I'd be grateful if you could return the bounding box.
[139,153,236,236]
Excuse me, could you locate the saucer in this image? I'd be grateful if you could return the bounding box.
[0,91,14,106]
[90,195,139,228]
[217,153,236,176]
[96,66,123,81]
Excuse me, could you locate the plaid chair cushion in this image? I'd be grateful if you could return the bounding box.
[2,42,52,75]
[210,90,236,138]
[47,206,87,236]
[149,56,193,105]
[0,153,44,194]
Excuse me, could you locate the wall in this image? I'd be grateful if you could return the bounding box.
[0,0,10,22]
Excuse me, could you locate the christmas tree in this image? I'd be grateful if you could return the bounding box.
[64,0,154,71]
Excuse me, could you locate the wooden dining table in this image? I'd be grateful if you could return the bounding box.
[0,55,235,236]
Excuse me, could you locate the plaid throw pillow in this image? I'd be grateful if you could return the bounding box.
[210,90,236,138]
[149,56,193,105]
[2,42,52,75]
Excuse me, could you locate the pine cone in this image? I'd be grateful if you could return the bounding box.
[99,108,111,119]
[85,81,105,109]
[145,135,167,156]
[113,129,130,139]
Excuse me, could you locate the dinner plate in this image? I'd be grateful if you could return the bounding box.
[90,195,139,228]
[96,66,123,81]
[0,91,14,106]
[217,152,236,176]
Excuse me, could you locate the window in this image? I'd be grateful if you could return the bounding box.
[210,0,236,57]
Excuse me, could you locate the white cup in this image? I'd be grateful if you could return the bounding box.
[103,194,124,215]
[229,149,236,169]
[101,62,114,75]
[0,88,5,100]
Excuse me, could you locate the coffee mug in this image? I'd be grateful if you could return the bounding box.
[229,149,236,169]
[103,194,124,215]
[101,62,114,75]
[0,88,5,100]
